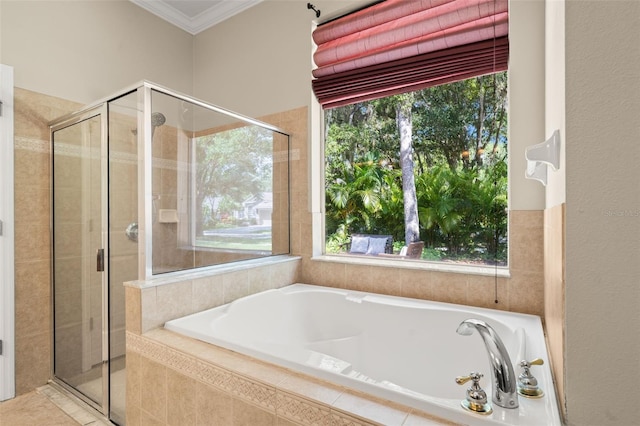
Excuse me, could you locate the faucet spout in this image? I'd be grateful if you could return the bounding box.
[457,318,519,409]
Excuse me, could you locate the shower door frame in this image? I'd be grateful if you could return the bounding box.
[50,104,111,417]
[49,81,143,424]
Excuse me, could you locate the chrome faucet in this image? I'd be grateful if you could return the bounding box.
[456,318,519,409]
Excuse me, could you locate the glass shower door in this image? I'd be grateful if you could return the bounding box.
[52,108,108,413]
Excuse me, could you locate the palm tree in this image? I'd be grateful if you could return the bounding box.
[467,160,508,262]
[325,151,386,236]
[416,165,463,253]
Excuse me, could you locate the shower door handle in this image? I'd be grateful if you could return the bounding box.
[96,248,105,272]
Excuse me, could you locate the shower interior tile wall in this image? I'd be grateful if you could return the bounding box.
[14,88,82,395]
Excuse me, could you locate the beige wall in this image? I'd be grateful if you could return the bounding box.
[544,203,565,415]
[193,1,312,118]
[508,0,547,211]
[0,0,194,104]
[543,0,566,419]
[192,0,366,119]
[563,2,640,425]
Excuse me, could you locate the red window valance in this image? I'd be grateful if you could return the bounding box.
[312,0,509,109]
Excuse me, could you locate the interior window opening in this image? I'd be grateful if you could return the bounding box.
[191,127,276,253]
[324,71,508,267]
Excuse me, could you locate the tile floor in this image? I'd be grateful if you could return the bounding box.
[0,385,112,426]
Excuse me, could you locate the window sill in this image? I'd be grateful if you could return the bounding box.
[312,254,510,278]
[184,245,272,255]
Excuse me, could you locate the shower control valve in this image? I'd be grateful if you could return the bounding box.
[456,372,492,414]
[517,358,545,398]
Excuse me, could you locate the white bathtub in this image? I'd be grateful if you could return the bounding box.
[165,284,561,425]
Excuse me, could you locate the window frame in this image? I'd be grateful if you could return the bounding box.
[311,78,511,278]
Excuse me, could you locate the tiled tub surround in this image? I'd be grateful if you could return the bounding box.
[164,284,561,426]
[123,211,548,426]
[127,328,453,426]
[123,259,453,426]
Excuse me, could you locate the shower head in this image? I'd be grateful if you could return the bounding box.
[131,112,166,139]
[151,112,166,127]
[151,112,166,139]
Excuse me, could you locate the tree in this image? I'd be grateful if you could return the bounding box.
[324,72,509,263]
[413,73,508,172]
[396,93,420,245]
[195,126,272,234]
[416,165,463,251]
[325,151,386,235]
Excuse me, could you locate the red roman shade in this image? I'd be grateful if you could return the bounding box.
[312,0,509,109]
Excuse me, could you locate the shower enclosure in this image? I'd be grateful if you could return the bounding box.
[50,82,290,424]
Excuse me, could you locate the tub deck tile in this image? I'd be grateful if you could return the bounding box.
[325,411,377,426]
[278,373,343,406]
[403,410,459,426]
[127,329,452,426]
[331,391,409,426]
[276,391,333,425]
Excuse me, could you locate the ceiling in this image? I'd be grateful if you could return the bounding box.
[129,0,263,35]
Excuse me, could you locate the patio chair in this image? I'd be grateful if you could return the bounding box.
[379,241,424,259]
[347,234,394,255]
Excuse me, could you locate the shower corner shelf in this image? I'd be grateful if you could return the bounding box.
[158,209,179,223]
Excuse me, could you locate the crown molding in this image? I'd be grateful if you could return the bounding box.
[130,0,262,35]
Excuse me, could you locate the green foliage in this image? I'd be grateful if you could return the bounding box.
[416,164,464,248]
[195,125,273,234]
[416,161,507,260]
[325,72,508,264]
[325,151,387,233]
[422,247,444,261]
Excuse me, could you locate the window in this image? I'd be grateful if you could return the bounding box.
[192,127,276,252]
[149,89,290,275]
[312,0,510,267]
[324,72,508,266]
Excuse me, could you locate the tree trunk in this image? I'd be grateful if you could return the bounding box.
[396,95,420,245]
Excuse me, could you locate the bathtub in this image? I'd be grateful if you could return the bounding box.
[165,284,561,425]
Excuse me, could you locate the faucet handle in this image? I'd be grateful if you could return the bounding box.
[522,358,544,367]
[456,372,493,414]
[517,358,545,398]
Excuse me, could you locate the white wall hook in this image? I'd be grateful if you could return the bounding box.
[526,159,548,186]
[525,129,561,171]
